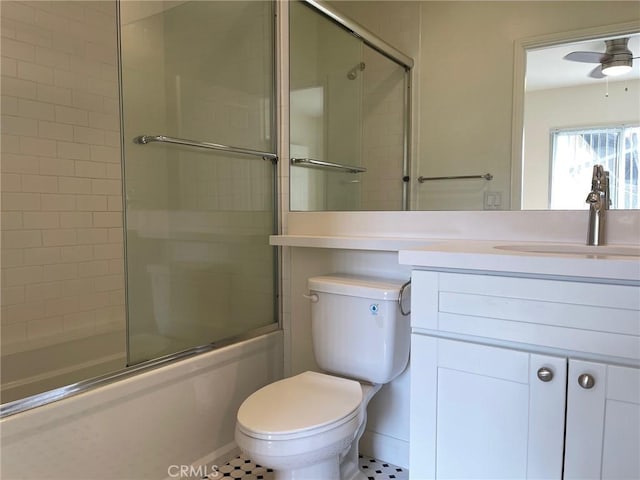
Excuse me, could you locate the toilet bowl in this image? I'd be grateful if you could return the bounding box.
[235,275,410,480]
[236,371,381,480]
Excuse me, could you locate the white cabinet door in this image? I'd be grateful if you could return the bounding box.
[410,336,566,480]
[564,360,640,480]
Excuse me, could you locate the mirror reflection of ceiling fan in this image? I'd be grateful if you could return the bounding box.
[564,37,638,78]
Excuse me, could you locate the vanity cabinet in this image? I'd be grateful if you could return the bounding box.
[409,270,640,480]
[564,360,640,480]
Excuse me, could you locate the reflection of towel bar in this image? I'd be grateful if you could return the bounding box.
[134,135,277,161]
[418,173,493,183]
[291,158,367,174]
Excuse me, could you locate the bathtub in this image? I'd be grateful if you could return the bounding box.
[0,331,283,479]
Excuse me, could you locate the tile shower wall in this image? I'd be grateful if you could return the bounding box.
[0,1,125,399]
[361,46,406,211]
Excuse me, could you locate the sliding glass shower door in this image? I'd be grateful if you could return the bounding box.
[289,1,411,212]
[120,1,277,364]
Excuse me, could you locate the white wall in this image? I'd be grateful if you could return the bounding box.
[523,80,640,209]
[294,2,638,212]
[416,1,639,210]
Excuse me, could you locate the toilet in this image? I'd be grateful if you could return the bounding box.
[235,274,410,480]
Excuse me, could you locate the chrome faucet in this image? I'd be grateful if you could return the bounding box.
[585,165,610,246]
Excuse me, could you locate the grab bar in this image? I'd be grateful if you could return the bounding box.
[418,173,493,183]
[134,135,277,161]
[291,157,367,174]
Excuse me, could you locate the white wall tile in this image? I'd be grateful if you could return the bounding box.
[35,45,71,70]
[19,135,56,156]
[1,76,37,99]
[38,120,74,141]
[1,37,36,61]
[58,177,92,194]
[23,247,61,266]
[1,1,36,24]
[2,115,38,136]
[37,84,72,105]
[1,173,22,192]
[2,192,41,210]
[2,230,42,249]
[39,157,75,176]
[42,229,77,246]
[17,60,53,84]
[18,98,55,121]
[59,211,92,228]
[55,105,88,126]
[2,211,23,230]
[40,193,75,211]
[23,212,59,229]
[21,174,58,193]
[73,126,105,145]
[0,152,39,173]
[57,141,91,160]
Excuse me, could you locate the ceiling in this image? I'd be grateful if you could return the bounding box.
[526,34,640,91]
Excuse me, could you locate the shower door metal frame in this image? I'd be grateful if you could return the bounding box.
[300,0,414,210]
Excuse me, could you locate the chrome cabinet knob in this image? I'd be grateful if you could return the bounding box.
[578,373,596,389]
[537,367,554,382]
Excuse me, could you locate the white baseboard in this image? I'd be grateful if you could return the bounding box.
[360,430,409,469]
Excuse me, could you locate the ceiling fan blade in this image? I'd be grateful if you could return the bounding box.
[588,65,606,79]
[564,51,606,63]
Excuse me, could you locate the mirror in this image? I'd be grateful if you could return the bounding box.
[519,30,639,210]
[291,1,640,211]
[289,1,410,211]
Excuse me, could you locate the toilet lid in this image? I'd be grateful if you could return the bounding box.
[237,371,362,438]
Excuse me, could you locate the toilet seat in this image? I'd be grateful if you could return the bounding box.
[237,371,362,441]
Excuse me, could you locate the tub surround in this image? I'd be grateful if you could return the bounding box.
[0,333,283,480]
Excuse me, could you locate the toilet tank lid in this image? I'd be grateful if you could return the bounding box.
[308,274,404,300]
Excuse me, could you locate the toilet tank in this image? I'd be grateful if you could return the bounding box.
[308,274,410,384]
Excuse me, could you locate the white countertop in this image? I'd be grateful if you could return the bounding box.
[399,240,640,283]
[270,234,640,282]
[269,234,441,251]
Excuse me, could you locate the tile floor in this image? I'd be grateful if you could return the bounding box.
[216,454,408,479]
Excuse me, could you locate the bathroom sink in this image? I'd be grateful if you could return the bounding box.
[495,244,640,257]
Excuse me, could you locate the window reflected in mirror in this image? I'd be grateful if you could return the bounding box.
[522,33,639,210]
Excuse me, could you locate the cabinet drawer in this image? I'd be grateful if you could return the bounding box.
[411,270,640,361]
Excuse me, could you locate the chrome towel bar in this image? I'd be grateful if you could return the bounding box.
[291,157,367,174]
[134,135,277,161]
[418,173,493,183]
